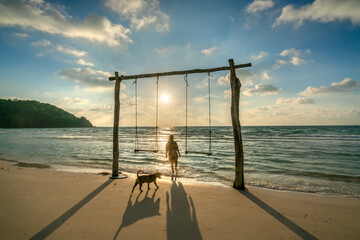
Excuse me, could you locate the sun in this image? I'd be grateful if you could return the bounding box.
[161,94,169,103]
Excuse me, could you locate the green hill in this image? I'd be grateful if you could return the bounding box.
[0,99,93,128]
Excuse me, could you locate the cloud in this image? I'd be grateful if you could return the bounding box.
[274,48,310,69]
[217,69,256,86]
[300,78,359,96]
[279,48,301,57]
[194,94,216,102]
[246,0,275,14]
[56,45,87,57]
[57,67,113,88]
[77,59,94,67]
[154,47,174,54]
[218,73,230,85]
[243,84,279,96]
[251,51,268,60]
[89,104,113,112]
[32,39,51,46]
[276,97,315,105]
[35,53,44,57]
[0,0,132,46]
[57,96,90,106]
[13,32,29,38]
[201,47,217,56]
[261,71,272,81]
[273,0,360,27]
[247,105,278,114]
[105,0,170,32]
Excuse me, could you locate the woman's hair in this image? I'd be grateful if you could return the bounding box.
[168,135,174,142]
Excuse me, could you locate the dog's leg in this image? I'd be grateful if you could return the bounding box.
[139,183,143,192]
[132,181,138,193]
[148,182,150,190]
[154,180,159,189]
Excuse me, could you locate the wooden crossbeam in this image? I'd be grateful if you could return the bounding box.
[109,63,251,81]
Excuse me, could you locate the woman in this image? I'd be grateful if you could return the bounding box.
[165,135,181,174]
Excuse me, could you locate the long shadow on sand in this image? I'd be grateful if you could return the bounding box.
[30,178,114,240]
[113,188,161,240]
[240,190,318,240]
[166,181,202,240]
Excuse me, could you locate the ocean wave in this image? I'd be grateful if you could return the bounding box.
[54,135,93,139]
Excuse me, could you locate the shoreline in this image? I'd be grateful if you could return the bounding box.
[1,159,360,239]
[1,158,359,199]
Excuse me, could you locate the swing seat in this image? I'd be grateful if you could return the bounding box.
[134,149,159,153]
[185,150,212,156]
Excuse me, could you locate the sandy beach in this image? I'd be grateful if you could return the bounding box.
[0,159,359,240]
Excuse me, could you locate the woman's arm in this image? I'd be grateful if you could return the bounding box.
[165,142,169,157]
[176,142,181,157]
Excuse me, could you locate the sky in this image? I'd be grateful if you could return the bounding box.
[0,0,359,127]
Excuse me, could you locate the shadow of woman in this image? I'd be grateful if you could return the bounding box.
[113,188,161,240]
[166,181,202,240]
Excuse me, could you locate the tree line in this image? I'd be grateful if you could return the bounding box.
[0,99,93,128]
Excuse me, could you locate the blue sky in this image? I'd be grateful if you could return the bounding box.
[0,0,359,126]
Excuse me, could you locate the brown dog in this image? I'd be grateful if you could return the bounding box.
[132,170,162,193]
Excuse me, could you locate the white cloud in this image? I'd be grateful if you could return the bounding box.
[154,47,174,54]
[57,67,113,88]
[56,45,87,57]
[217,69,256,86]
[280,48,301,57]
[229,16,235,22]
[224,89,231,98]
[289,56,306,66]
[89,104,113,112]
[247,105,278,114]
[13,32,29,38]
[32,39,51,46]
[77,59,94,67]
[105,0,170,32]
[243,84,279,96]
[276,97,315,105]
[274,48,310,69]
[273,0,360,27]
[57,97,90,106]
[251,51,268,60]
[261,71,272,81]
[0,0,132,46]
[300,78,359,96]
[201,47,217,56]
[246,0,275,14]
[218,73,230,85]
[35,53,44,57]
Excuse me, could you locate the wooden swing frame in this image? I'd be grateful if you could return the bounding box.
[108,59,251,189]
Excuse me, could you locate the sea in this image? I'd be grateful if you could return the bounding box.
[0,126,359,198]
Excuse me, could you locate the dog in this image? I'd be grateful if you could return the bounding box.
[132,170,162,193]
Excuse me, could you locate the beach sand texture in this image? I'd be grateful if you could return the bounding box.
[0,160,359,240]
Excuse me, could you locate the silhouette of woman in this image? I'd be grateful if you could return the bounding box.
[165,135,181,174]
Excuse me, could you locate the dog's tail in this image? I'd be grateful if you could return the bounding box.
[137,170,144,178]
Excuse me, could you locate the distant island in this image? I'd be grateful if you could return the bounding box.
[0,99,93,128]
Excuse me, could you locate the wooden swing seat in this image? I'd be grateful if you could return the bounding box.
[134,149,159,153]
[185,150,212,156]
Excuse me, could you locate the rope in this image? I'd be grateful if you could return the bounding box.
[155,76,159,151]
[184,74,189,153]
[208,72,212,154]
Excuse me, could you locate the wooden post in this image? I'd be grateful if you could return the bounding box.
[112,72,120,177]
[229,59,245,190]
